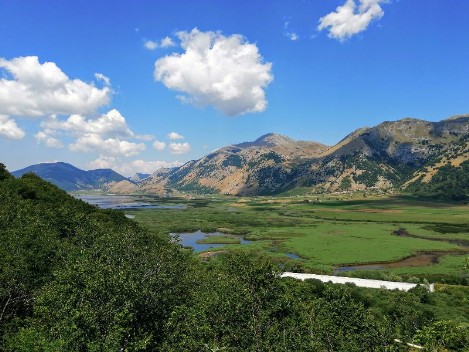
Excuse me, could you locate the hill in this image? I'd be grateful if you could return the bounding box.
[12,162,130,191]
[112,133,327,195]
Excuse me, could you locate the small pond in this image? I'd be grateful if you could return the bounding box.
[285,253,301,260]
[171,231,252,252]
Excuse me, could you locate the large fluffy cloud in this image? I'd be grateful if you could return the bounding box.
[0,115,25,140]
[89,156,182,176]
[0,56,111,117]
[318,0,386,40]
[154,28,273,116]
[37,109,146,157]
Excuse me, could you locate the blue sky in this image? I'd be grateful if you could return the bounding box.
[0,0,468,175]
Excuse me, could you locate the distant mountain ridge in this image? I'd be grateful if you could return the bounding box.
[12,162,130,191]
[11,115,469,197]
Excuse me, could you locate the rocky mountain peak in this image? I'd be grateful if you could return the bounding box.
[235,133,294,149]
[254,133,294,145]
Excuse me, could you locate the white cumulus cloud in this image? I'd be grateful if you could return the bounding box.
[153,139,166,150]
[154,28,273,116]
[70,134,145,157]
[169,142,190,155]
[0,56,111,117]
[40,109,135,139]
[88,155,182,176]
[34,131,64,148]
[318,0,386,41]
[167,131,184,140]
[37,109,146,157]
[0,115,25,140]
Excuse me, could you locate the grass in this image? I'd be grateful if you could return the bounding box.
[125,194,469,278]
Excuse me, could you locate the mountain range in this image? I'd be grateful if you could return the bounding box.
[11,115,469,197]
[12,162,130,191]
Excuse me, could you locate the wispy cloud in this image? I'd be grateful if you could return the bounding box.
[144,40,158,50]
[284,19,300,41]
[144,36,176,50]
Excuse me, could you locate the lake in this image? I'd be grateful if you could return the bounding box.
[75,194,186,210]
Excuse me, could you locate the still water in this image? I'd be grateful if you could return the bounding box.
[171,231,252,252]
[75,195,186,210]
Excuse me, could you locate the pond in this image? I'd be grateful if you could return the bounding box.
[171,231,252,252]
[285,253,301,260]
[75,195,186,210]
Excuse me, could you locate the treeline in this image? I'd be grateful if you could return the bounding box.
[1,164,468,351]
[408,160,469,200]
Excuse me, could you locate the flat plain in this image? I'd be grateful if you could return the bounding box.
[126,194,469,278]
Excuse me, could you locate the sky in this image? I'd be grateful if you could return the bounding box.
[0,0,468,176]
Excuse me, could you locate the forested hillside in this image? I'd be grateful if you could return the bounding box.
[1,163,468,351]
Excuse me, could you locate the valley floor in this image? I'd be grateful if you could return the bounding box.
[126,193,469,282]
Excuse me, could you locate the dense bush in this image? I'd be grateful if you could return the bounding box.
[1,163,467,351]
[408,160,469,200]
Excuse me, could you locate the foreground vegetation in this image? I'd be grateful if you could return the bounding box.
[2,164,469,351]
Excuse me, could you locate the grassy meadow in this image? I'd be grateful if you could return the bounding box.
[126,194,469,278]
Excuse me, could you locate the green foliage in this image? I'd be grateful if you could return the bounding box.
[413,320,469,351]
[161,253,393,351]
[408,160,469,200]
[340,176,352,189]
[0,168,195,350]
[1,164,469,350]
[222,154,244,168]
[260,151,284,163]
